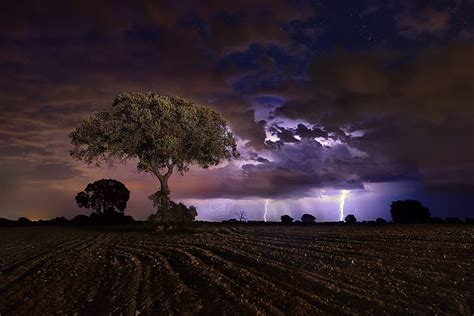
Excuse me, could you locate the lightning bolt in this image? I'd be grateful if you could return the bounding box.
[264,199,269,222]
[338,190,349,221]
[207,200,235,221]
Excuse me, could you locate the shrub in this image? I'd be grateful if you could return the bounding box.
[301,214,316,224]
[17,217,32,226]
[148,201,198,224]
[376,218,387,224]
[281,215,294,224]
[0,218,14,227]
[429,217,445,224]
[224,219,239,223]
[445,217,463,224]
[50,217,69,225]
[87,212,136,225]
[390,200,431,224]
[71,215,90,226]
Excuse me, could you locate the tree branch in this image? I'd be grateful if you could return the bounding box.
[164,161,174,180]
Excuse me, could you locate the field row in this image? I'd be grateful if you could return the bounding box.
[0,225,473,315]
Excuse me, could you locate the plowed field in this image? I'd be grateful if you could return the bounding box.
[1,225,473,315]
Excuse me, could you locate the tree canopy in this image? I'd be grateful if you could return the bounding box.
[75,179,130,214]
[345,214,357,224]
[281,214,294,224]
[70,92,238,175]
[390,200,431,224]
[301,213,316,224]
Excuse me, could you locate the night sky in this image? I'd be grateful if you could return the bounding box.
[1,0,474,221]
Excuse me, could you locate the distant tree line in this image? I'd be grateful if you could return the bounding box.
[0,215,137,227]
[0,179,136,227]
[3,198,473,227]
[272,200,473,225]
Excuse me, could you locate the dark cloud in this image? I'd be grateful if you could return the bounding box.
[1,1,473,219]
[397,4,451,38]
[278,42,474,192]
[269,125,300,143]
[295,124,328,139]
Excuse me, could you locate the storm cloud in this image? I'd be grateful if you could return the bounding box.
[1,1,473,219]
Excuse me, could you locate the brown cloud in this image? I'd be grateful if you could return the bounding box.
[398,6,451,37]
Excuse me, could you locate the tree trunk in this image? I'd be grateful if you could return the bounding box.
[159,177,170,203]
[148,164,173,212]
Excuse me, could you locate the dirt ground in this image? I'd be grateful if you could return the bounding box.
[0,224,473,315]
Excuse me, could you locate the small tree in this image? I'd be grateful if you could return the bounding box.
[390,200,430,224]
[445,217,463,224]
[376,217,387,224]
[345,214,357,224]
[75,179,130,214]
[281,214,294,224]
[301,214,316,224]
[70,92,238,222]
[235,210,247,222]
[71,215,90,226]
[50,217,69,225]
[17,217,32,226]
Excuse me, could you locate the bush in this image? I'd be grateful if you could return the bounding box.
[71,215,90,226]
[17,217,32,226]
[390,200,431,224]
[445,217,463,224]
[281,215,294,224]
[223,219,239,223]
[345,214,357,224]
[50,217,69,225]
[148,201,198,224]
[301,214,316,224]
[429,217,445,224]
[376,218,387,224]
[0,217,14,227]
[88,212,135,225]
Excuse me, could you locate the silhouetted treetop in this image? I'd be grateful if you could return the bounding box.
[70,92,238,220]
[281,214,294,224]
[75,179,130,214]
[345,214,357,224]
[390,200,430,224]
[301,214,316,224]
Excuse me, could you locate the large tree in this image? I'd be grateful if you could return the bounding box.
[70,92,238,215]
[390,200,431,224]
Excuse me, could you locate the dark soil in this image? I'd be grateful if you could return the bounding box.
[0,225,473,315]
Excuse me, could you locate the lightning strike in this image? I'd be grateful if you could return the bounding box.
[207,200,235,220]
[264,199,269,222]
[338,190,350,221]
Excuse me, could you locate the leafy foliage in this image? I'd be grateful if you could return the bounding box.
[75,179,130,214]
[345,214,357,224]
[148,201,198,224]
[376,217,387,224]
[301,213,316,224]
[70,92,238,179]
[390,200,431,224]
[281,214,294,224]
